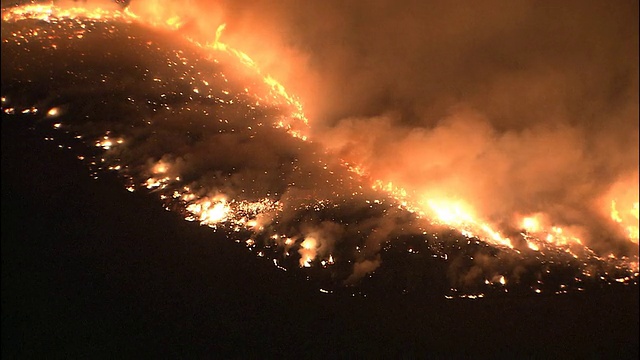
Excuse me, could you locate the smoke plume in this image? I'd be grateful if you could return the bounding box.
[3,0,638,287]
[130,0,638,254]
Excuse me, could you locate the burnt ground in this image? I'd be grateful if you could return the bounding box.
[3,116,639,358]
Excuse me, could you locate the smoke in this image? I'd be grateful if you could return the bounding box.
[297,221,343,267]
[131,0,639,255]
[346,256,381,285]
[3,0,638,287]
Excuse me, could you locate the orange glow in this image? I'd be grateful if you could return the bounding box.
[611,200,639,243]
[206,23,308,127]
[611,200,623,223]
[46,107,60,117]
[202,201,229,223]
[527,241,540,251]
[601,173,639,244]
[426,199,475,225]
[4,1,637,283]
[2,3,128,22]
[421,198,513,248]
[164,15,184,30]
[522,216,541,233]
[301,237,316,250]
[299,237,317,267]
[3,3,308,133]
[186,197,230,225]
[152,162,168,174]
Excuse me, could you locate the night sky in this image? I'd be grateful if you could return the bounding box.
[2,1,638,357]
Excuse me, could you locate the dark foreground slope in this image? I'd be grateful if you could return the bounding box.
[3,116,638,358]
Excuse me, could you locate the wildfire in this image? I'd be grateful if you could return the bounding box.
[369,179,515,249]
[152,162,169,174]
[4,2,639,253]
[164,15,184,30]
[2,3,130,22]
[95,135,123,150]
[527,241,540,251]
[611,200,640,243]
[522,216,541,233]
[2,2,308,132]
[299,237,317,267]
[187,198,230,224]
[3,1,638,295]
[46,107,60,117]
[203,24,309,127]
[424,197,515,249]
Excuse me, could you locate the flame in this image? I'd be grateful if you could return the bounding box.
[611,200,623,223]
[186,197,230,225]
[420,198,513,248]
[299,237,317,267]
[206,24,308,126]
[522,216,541,233]
[152,162,169,174]
[611,200,640,243]
[527,241,540,251]
[370,179,516,248]
[212,23,227,52]
[95,135,123,150]
[1,4,309,244]
[2,3,129,23]
[3,3,307,132]
[202,201,230,223]
[46,107,60,117]
[164,15,184,30]
[427,199,475,226]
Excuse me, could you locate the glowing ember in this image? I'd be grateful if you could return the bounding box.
[47,107,60,117]
[95,136,123,150]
